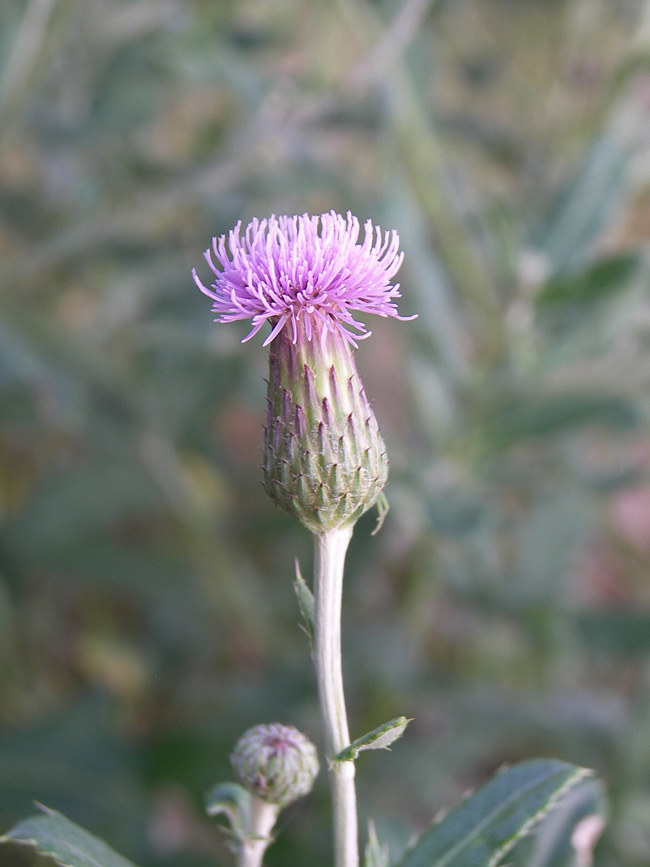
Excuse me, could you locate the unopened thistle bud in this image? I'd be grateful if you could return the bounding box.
[231,722,319,808]
[192,211,415,533]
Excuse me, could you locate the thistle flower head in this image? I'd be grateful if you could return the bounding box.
[192,211,410,347]
[231,723,319,808]
[193,211,414,533]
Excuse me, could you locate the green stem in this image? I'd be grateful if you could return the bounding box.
[313,525,358,867]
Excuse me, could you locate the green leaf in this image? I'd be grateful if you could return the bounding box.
[524,777,608,867]
[0,806,141,867]
[536,254,639,311]
[294,559,315,645]
[364,820,390,867]
[534,134,629,271]
[205,782,253,837]
[576,610,650,657]
[486,392,638,448]
[396,759,593,867]
[335,717,411,763]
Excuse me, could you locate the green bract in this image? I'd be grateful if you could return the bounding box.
[262,326,389,533]
[231,722,320,808]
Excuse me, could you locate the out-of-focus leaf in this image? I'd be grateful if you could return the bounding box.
[425,485,484,536]
[534,135,630,272]
[386,184,470,386]
[485,392,639,448]
[364,820,389,867]
[396,760,593,867]
[0,696,148,855]
[205,782,252,838]
[536,254,639,311]
[512,491,591,603]
[0,807,141,867]
[575,611,650,657]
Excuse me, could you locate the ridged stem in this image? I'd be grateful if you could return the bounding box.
[313,525,358,867]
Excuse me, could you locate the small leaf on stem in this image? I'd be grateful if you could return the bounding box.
[335,716,412,763]
[205,782,253,838]
[294,559,315,644]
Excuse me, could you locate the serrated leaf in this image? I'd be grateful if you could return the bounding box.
[294,559,315,645]
[0,806,141,867]
[205,782,252,837]
[396,759,593,867]
[526,776,608,867]
[335,717,411,763]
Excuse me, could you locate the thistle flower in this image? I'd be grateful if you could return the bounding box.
[193,211,414,533]
[231,723,319,808]
[192,211,408,347]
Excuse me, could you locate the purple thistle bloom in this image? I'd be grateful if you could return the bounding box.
[192,211,412,347]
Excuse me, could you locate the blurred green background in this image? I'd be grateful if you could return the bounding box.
[2,0,650,865]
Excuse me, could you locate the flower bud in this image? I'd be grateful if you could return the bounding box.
[231,723,319,808]
[262,326,388,534]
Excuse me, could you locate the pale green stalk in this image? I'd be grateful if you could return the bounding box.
[313,525,358,867]
[236,797,278,867]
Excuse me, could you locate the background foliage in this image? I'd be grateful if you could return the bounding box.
[2,0,650,864]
